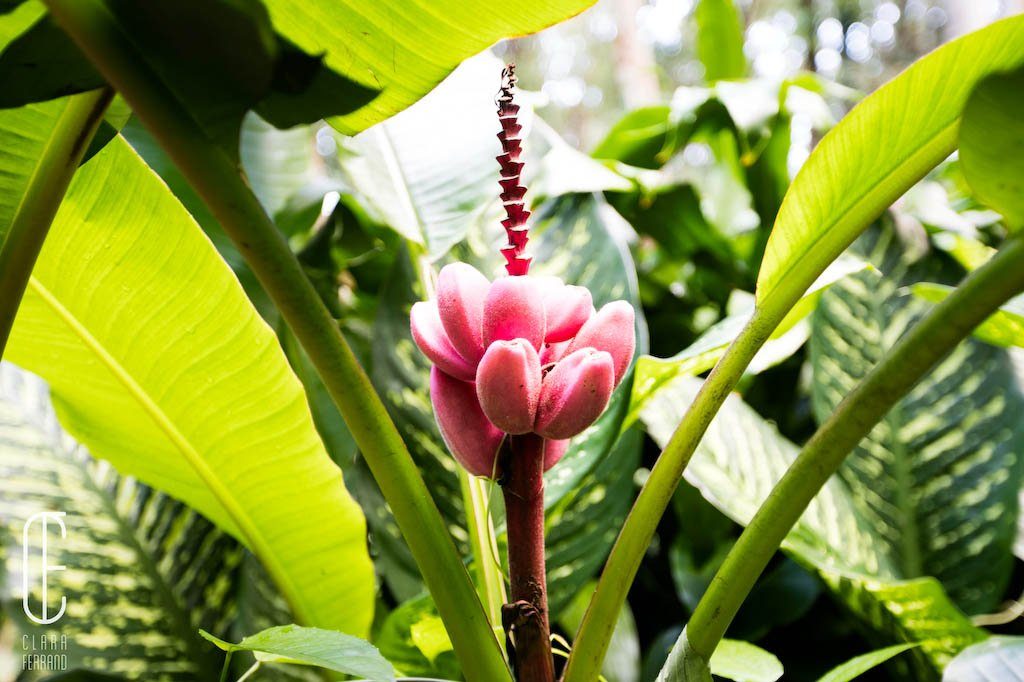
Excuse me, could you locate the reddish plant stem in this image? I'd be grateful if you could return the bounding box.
[501,433,555,682]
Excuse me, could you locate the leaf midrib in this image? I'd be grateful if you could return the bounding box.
[25,274,310,624]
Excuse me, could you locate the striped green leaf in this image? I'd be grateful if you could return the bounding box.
[810,228,1024,614]
[0,366,238,680]
[4,136,375,635]
[639,377,985,676]
[756,16,1024,313]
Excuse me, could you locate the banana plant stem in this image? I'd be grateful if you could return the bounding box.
[683,231,1024,662]
[0,88,113,357]
[501,434,555,682]
[41,2,511,679]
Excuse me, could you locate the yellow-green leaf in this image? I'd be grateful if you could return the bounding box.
[756,16,1024,310]
[6,136,374,636]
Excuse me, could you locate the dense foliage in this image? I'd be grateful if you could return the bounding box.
[1,1,1023,681]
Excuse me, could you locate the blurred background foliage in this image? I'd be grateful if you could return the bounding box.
[3,1,1024,680]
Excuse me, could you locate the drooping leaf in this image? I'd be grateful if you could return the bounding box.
[756,16,1024,312]
[260,0,598,134]
[810,231,1024,614]
[5,136,375,636]
[201,625,394,681]
[695,0,746,83]
[707,639,783,682]
[817,643,918,682]
[912,283,1024,349]
[0,365,239,680]
[958,66,1024,229]
[943,637,1024,681]
[639,377,985,675]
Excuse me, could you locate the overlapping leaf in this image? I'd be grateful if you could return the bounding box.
[639,378,984,676]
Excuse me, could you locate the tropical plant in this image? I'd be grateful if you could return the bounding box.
[1,1,1023,681]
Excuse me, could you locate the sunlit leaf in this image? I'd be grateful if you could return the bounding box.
[707,640,782,682]
[818,643,918,682]
[756,17,1024,312]
[6,137,375,636]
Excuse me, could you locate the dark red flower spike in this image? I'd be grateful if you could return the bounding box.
[496,64,532,276]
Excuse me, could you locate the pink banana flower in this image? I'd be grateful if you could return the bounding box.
[409,64,636,479]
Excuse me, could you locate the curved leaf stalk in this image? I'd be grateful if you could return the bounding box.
[681,230,1024,667]
[566,18,1024,679]
[0,87,113,357]
[563,307,774,682]
[40,2,511,680]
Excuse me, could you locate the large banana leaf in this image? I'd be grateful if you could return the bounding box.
[756,16,1024,313]
[260,0,598,134]
[0,366,238,680]
[639,378,985,677]
[809,228,1024,614]
[4,136,375,636]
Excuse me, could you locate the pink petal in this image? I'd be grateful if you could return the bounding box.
[483,276,545,349]
[544,285,593,342]
[534,348,615,440]
[476,339,542,434]
[437,263,490,363]
[567,300,636,385]
[430,367,504,478]
[543,438,570,471]
[410,302,477,381]
[540,340,571,366]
